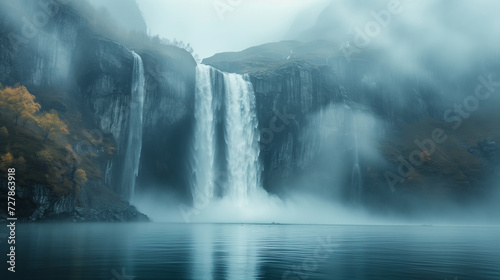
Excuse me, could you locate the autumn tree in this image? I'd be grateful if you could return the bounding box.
[0,152,14,172]
[74,168,87,187]
[0,84,41,126]
[36,109,69,143]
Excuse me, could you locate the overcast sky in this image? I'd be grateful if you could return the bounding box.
[136,0,329,59]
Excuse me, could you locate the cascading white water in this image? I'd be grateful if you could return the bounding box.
[191,65,261,207]
[192,65,216,204]
[350,122,362,201]
[122,51,145,201]
[223,72,261,204]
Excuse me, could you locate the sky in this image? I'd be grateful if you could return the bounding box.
[136,0,330,59]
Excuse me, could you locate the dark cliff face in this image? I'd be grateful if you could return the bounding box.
[137,50,196,199]
[249,61,343,194]
[76,39,135,145]
[0,0,84,90]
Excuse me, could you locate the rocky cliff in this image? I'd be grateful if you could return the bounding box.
[0,0,196,221]
[249,62,342,192]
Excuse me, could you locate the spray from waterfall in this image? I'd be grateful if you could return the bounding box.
[122,51,145,201]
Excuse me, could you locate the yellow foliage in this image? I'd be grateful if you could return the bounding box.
[0,126,8,137]
[0,84,41,126]
[107,146,116,156]
[36,109,69,143]
[0,152,14,172]
[74,168,87,186]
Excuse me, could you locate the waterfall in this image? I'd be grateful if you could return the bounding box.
[350,122,362,201]
[122,51,145,201]
[191,65,261,207]
[222,72,261,204]
[192,65,216,205]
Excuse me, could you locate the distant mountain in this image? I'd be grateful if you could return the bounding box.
[203,40,342,74]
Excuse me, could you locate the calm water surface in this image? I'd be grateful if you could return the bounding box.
[10,223,500,280]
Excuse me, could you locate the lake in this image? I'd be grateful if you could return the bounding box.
[11,223,500,279]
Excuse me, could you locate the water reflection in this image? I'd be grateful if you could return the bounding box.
[191,224,214,280]
[225,225,259,280]
[14,223,500,280]
[189,224,260,280]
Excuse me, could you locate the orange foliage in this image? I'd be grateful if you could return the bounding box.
[36,109,69,143]
[0,152,14,172]
[74,168,87,187]
[0,84,41,126]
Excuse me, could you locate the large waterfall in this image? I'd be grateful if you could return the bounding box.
[223,72,261,203]
[122,51,146,201]
[191,65,261,206]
